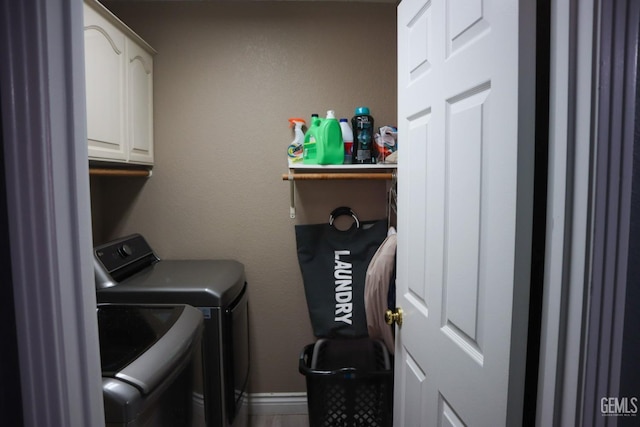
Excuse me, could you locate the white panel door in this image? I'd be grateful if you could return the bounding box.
[83,4,127,162]
[395,0,536,425]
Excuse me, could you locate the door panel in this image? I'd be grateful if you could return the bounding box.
[395,0,535,425]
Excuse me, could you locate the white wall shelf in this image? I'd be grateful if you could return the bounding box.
[287,159,398,170]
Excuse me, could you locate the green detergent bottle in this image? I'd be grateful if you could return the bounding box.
[303,113,320,164]
[316,110,344,165]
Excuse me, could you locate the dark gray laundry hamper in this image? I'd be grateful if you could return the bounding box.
[299,338,393,427]
[296,208,394,427]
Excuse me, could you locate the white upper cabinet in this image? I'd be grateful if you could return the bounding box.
[83,0,155,165]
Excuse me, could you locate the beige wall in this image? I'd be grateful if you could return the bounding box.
[93,1,397,393]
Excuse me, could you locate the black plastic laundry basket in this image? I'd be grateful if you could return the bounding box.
[299,338,393,427]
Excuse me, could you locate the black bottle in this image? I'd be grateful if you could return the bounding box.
[351,107,375,164]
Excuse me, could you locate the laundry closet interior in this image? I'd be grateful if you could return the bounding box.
[87,0,399,421]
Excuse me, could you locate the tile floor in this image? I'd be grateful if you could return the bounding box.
[250,414,310,427]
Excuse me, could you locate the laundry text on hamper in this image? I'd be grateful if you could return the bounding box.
[334,250,353,325]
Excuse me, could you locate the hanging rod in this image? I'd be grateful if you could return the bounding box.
[283,171,396,218]
[89,167,152,177]
[281,172,393,181]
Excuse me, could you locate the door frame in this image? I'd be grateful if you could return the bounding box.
[536,0,599,425]
[582,0,640,425]
[0,0,104,426]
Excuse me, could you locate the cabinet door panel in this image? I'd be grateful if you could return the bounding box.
[84,5,127,162]
[127,40,154,165]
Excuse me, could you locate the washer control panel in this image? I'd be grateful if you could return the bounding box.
[93,234,159,287]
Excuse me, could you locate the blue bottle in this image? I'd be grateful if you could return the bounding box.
[351,107,375,164]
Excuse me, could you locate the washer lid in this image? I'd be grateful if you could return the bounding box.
[98,259,246,307]
[98,304,202,395]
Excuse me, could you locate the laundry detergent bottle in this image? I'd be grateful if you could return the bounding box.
[303,113,320,164]
[315,110,344,165]
[351,106,375,164]
[339,118,354,164]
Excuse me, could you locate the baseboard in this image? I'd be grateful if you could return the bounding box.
[248,392,308,415]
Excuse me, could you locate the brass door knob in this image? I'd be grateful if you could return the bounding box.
[385,307,403,327]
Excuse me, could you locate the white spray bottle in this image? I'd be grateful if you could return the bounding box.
[287,118,306,162]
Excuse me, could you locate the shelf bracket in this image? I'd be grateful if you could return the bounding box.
[288,172,296,218]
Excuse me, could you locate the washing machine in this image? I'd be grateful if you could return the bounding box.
[98,303,203,427]
[94,234,249,427]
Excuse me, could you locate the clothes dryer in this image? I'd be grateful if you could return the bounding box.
[94,234,249,427]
